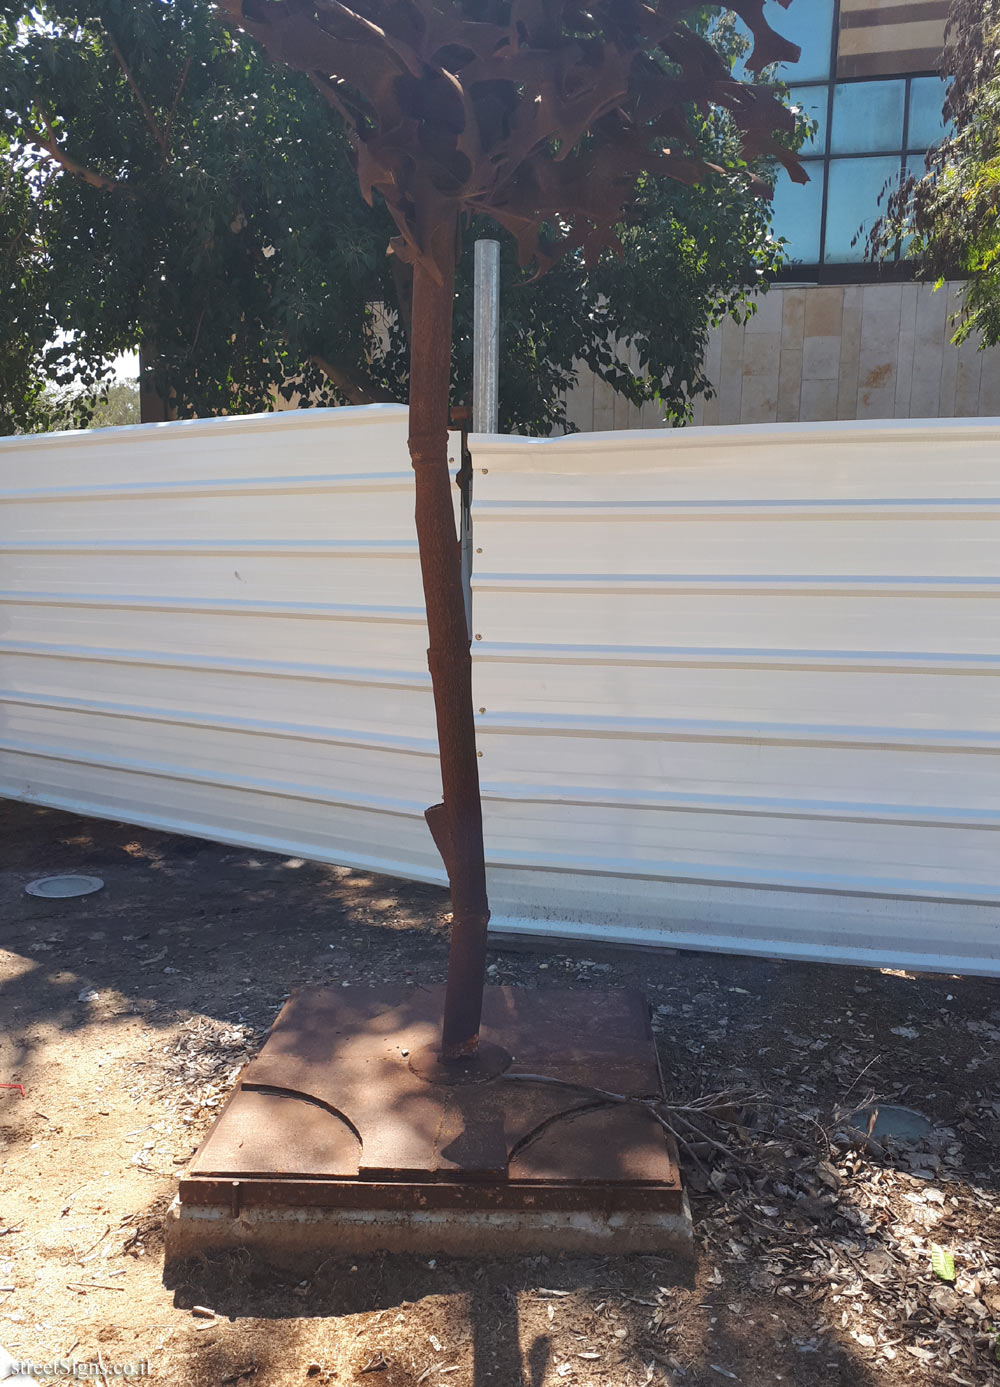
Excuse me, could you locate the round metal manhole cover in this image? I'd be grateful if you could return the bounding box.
[25,874,104,899]
[851,1104,935,1142]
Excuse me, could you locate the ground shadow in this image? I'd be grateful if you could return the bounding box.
[4,798,999,1385]
[166,1248,698,1385]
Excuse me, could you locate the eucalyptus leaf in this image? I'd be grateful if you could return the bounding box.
[930,1243,956,1283]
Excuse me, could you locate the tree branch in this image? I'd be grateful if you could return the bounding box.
[162,57,192,158]
[389,254,414,348]
[309,353,396,406]
[104,27,167,155]
[30,107,120,191]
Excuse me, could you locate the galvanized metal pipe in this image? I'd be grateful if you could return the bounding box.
[460,241,500,638]
[472,240,500,435]
[408,249,491,1060]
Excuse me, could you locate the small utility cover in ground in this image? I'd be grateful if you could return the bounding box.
[25,874,104,899]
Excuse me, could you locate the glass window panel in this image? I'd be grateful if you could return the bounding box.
[769,161,824,264]
[764,0,834,80]
[825,156,903,262]
[893,156,928,258]
[907,76,953,149]
[732,0,834,82]
[788,84,828,154]
[830,80,905,154]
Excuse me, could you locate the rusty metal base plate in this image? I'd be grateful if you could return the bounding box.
[176,985,685,1231]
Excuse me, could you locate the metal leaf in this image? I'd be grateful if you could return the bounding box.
[217,0,807,281]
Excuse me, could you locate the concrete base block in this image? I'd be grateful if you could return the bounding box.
[165,985,693,1271]
[164,1194,694,1266]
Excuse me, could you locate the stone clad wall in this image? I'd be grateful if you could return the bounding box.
[563,283,1000,432]
[837,0,949,79]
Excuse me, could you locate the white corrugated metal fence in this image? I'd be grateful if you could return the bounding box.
[0,407,447,884]
[3,409,999,974]
[470,420,1000,974]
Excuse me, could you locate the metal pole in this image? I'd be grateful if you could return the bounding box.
[472,240,500,434]
[461,241,500,637]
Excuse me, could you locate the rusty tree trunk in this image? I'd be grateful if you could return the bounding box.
[408,251,490,1059]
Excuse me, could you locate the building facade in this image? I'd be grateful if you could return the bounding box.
[564,0,1000,431]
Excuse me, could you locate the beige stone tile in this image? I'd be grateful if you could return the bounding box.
[842,285,863,313]
[938,355,957,415]
[700,385,720,427]
[563,362,595,433]
[742,332,783,379]
[804,287,844,338]
[862,283,904,317]
[635,396,665,427]
[781,289,806,350]
[776,348,803,423]
[914,282,948,347]
[857,349,898,416]
[938,299,960,417]
[978,351,1000,416]
[855,383,897,420]
[837,306,863,419]
[592,373,617,431]
[893,290,919,419]
[739,375,779,424]
[898,284,918,338]
[717,315,745,424]
[746,290,784,335]
[802,334,841,381]
[838,18,946,62]
[946,280,966,325]
[955,333,984,417]
[618,340,641,430]
[860,284,903,356]
[894,330,916,417]
[910,286,947,418]
[857,349,897,392]
[908,352,942,417]
[702,321,723,391]
[799,377,839,422]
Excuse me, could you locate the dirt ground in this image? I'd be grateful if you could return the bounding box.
[2,798,999,1387]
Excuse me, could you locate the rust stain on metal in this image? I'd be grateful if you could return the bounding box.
[217,0,806,285]
[182,985,683,1213]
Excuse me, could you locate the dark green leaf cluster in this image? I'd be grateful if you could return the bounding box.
[1,1,791,434]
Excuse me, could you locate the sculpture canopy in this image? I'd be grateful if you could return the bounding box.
[217,0,807,283]
[218,0,808,1062]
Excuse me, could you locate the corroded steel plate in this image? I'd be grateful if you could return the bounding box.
[182,985,683,1214]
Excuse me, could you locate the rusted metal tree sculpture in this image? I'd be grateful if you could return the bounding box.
[218,0,806,1063]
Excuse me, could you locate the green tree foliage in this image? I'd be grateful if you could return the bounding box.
[30,378,140,432]
[1,1,796,434]
[870,0,1000,345]
[1,139,53,431]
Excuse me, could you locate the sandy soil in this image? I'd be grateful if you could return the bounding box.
[1,799,998,1387]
